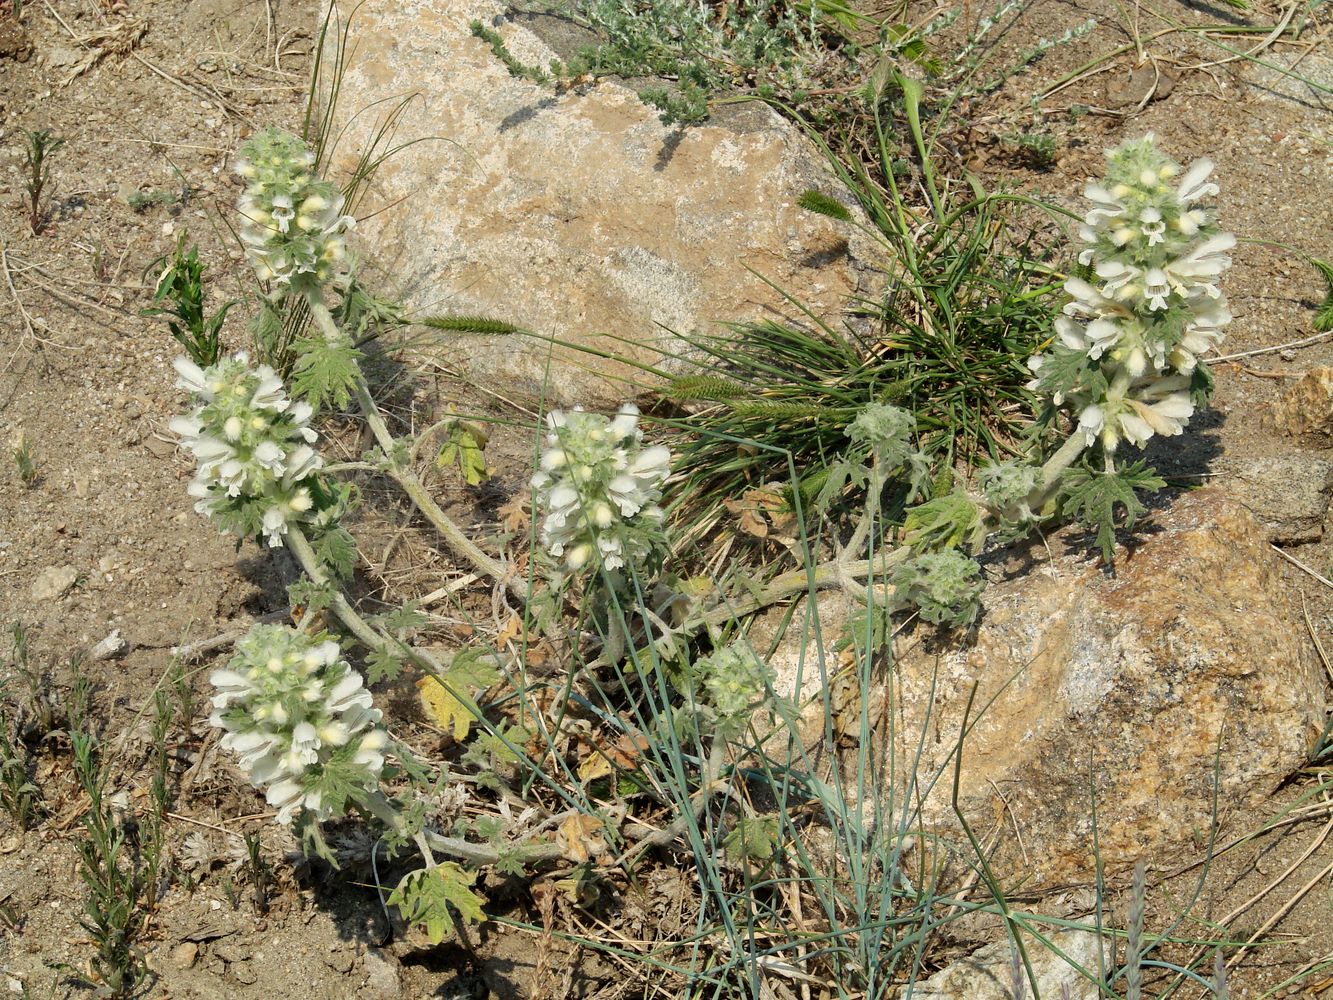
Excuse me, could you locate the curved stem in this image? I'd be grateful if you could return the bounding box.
[304,295,515,595]
[1025,429,1089,513]
[286,523,388,653]
[691,544,912,633]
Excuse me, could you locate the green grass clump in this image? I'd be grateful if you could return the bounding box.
[660,84,1065,552]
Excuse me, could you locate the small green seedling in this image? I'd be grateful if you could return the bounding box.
[127,188,178,213]
[72,731,147,996]
[11,433,37,486]
[22,129,64,236]
[0,698,42,832]
[142,232,237,367]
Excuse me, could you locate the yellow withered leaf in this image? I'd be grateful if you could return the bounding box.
[416,675,473,741]
[557,814,607,863]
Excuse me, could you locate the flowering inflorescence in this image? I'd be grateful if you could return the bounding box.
[235,128,354,290]
[209,625,388,825]
[1028,134,1233,454]
[170,353,325,547]
[530,405,671,577]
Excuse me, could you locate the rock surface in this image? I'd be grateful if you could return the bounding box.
[914,928,1105,1000]
[323,0,873,406]
[1218,454,1333,543]
[31,565,78,601]
[1267,365,1333,437]
[893,490,1323,888]
[762,491,1324,889]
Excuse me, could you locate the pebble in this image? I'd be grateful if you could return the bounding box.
[361,949,401,999]
[324,948,354,974]
[31,565,78,601]
[89,630,128,661]
[171,941,199,969]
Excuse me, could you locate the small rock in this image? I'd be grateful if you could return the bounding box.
[1267,366,1333,436]
[31,565,78,601]
[171,941,199,969]
[144,434,178,459]
[914,928,1105,1000]
[89,630,128,661]
[231,960,258,985]
[361,948,401,999]
[1220,455,1333,543]
[43,44,79,68]
[0,17,33,62]
[1281,349,1298,362]
[324,948,354,974]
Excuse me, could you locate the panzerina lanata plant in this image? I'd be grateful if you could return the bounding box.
[236,128,355,293]
[170,353,326,547]
[530,404,672,577]
[1028,134,1232,455]
[209,625,388,825]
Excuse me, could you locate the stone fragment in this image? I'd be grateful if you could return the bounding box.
[0,16,31,63]
[324,0,874,407]
[324,946,354,973]
[883,490,1324,889]
[1266,366,1333,436]
[360,948,401,999]
[89,629,128,661]
[914,929,1105,1000]
[31,565,78,601]
[1219,454,1333,543]
[171,941,199,969]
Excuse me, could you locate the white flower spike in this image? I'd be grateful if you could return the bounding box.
[1027,134,1232,454]
[530,404,670,577]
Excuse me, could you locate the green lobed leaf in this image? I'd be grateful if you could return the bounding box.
[366,646,405,684]
[388,862,486,945]
[312,525,358,580]
[723,814,779,863]
[1058,460,1166,563]
[290,336,362,410]
[902,488,982,552]
[436,419,490,486]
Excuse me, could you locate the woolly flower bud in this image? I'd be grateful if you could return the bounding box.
[234,128,354,290]
[847,402,915,468]
[693,641,773,722]
[530,405,670,576]
[171,353,324,547]
[979,460,1039,520]
[208,625,386,825]
[893,550,985,627]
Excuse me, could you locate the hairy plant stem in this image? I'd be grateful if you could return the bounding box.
[1025,427,1089,514]
[366,788,566,868]
[692,545,913,633]
[304,296,514,594]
